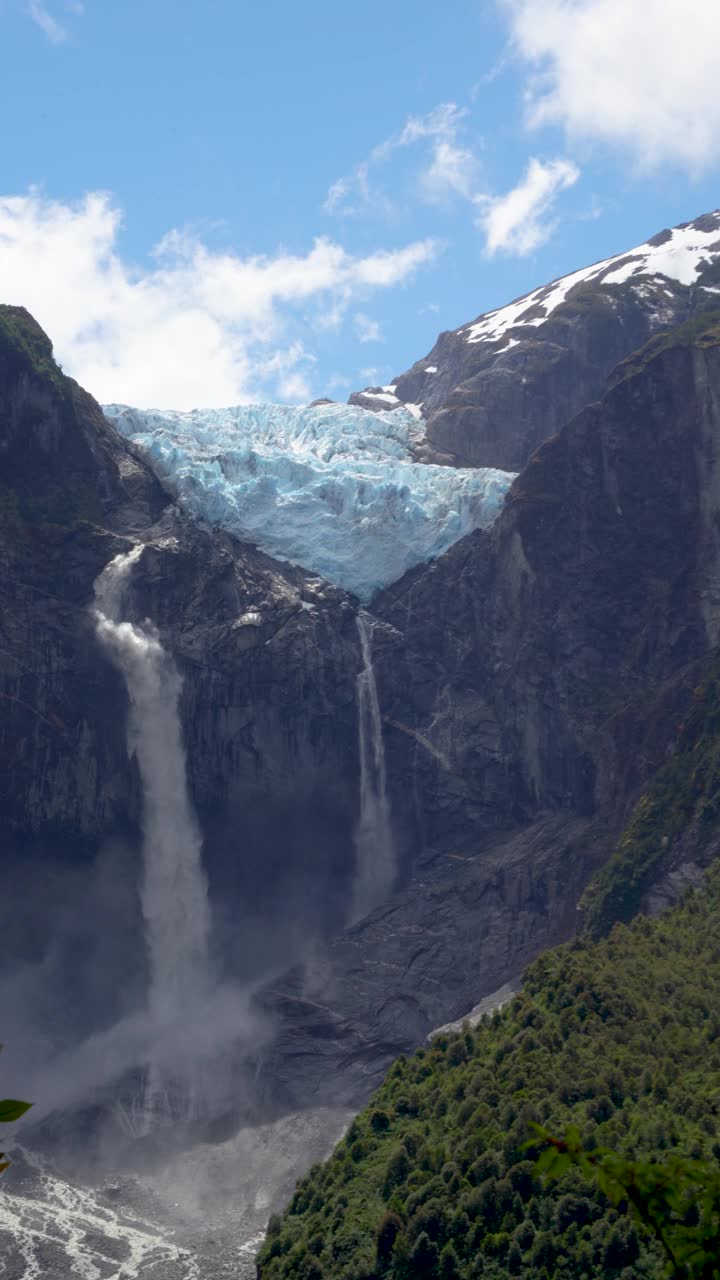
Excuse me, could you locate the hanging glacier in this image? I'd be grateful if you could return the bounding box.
[104,401,516,600]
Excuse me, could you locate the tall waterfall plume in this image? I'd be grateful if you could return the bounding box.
[352,613,395,923]
[93,546,211,1117]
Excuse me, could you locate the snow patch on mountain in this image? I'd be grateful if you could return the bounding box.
[105,401,515,600]
[463,214,720,345]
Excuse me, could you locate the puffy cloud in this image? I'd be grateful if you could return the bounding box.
[351,240,438,286]
[0,190,439,407]
[476,156,580,255]
[325,98,578,254]
[502,0,720,173]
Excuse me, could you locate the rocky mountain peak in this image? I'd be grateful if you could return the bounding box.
[348,208,720,470]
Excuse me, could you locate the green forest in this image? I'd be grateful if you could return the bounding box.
[257,869,720,1280]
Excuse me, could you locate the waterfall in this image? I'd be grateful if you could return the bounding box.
[93,547,211,1118]
[352,613,395,923]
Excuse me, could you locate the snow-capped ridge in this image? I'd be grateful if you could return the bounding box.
[347,209,720,422]
[463,211,720,346]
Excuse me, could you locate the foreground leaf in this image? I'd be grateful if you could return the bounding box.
[0,1100,32,1123]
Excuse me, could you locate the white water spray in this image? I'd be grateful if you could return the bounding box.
[352,613,395,923]
[93,547,211,1119]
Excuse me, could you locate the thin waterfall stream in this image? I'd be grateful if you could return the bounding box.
[352,613,395,923]
[93,546,211,1123]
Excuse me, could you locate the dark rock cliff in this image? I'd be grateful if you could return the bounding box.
[255,316,720,1107]
[0,307,364,994]
[376,320,720,840]
[3,296,720,1117]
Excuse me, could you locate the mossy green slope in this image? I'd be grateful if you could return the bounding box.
[257,871,720,1280]
[0,304,69,396]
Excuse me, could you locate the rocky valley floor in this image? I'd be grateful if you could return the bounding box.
[1,1108,352,1279]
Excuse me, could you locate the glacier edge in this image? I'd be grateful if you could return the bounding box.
[104,401,516,600]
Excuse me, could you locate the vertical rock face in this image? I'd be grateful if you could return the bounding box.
[122,527,366,969]
[0,307,166,856]
[0,307,366,993]
[375,331,720,846]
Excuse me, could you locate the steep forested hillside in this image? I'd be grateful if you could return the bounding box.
[257,868,720,1280]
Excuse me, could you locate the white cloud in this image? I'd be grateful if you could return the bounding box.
[323,162,385,218]
[313,301,347,332]
[475,156,580,256]
[324,177,354,217]
[277,370,313,402]
[353,313,383,343]
[324,102,479,214]
[373,103,468,164]
[421,139,476,203]
[27,0,67,42]
[349,240,441,287]
[0,190,439,407]
[502,0,720,173]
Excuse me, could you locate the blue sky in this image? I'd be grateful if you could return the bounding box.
[1,0,719,407]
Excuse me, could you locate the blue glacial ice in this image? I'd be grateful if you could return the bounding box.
[104,401,516,601]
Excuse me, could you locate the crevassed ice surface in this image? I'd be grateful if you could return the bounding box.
[105,402,516,600]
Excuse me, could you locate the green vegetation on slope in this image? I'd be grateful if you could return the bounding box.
[610,310,720,387]
[0,481,104,531]
[0,304,68,395]
[533,1126,720,1280]
[257,870,720,1280]
[581,652,720,938]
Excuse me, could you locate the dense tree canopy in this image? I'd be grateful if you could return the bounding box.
[257,869,720,1280]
